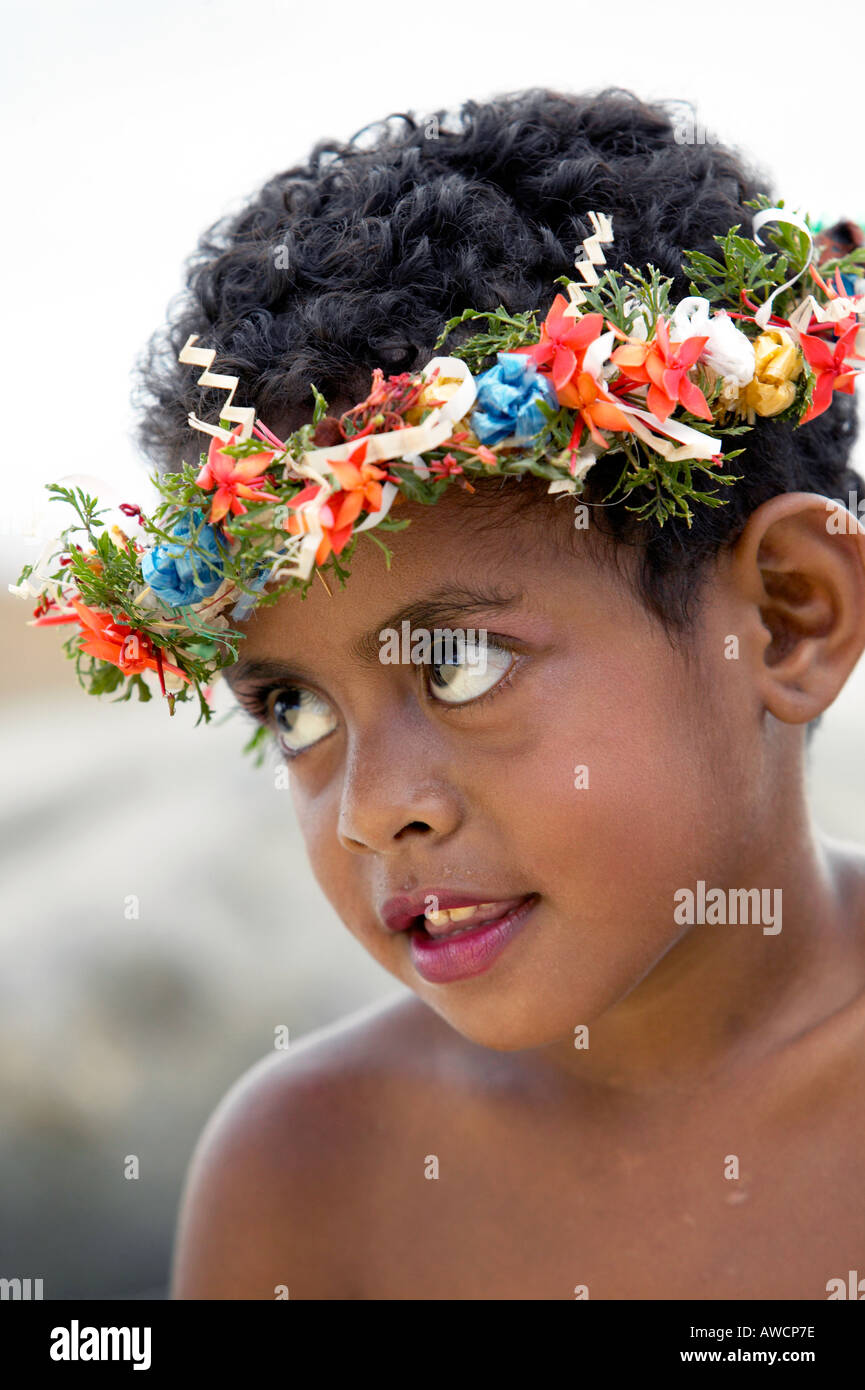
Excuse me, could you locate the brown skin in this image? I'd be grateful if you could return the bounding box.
[171,485,865,1299]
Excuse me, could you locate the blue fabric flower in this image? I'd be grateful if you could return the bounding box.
[470,353,558,446]
[141,509,228,609]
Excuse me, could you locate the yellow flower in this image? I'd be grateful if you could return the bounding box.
[404,374,466,424]
[738,328,803,419]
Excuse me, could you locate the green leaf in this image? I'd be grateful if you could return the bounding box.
[308,383,329,424]
[242,723,273,768]
[363,528,396,570]
[434,306,539,371]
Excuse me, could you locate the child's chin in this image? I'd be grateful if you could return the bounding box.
[422,994,596,1053]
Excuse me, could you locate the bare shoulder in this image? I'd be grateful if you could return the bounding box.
[170,992,452,1299]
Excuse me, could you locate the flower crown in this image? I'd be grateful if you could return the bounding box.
[12,196,865,755]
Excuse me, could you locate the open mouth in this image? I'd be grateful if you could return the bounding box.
[408,895,536,940]
[405,894,540,984]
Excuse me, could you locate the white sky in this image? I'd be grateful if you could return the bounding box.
[2,0,863,583]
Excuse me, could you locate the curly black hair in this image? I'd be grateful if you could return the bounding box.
[132,86,862,631]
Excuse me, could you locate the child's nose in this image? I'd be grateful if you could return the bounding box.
[335,721,464,855]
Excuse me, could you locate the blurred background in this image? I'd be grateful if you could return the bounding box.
[1,0,863,1298]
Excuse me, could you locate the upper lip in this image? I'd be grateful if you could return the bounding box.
[381,888,535,935]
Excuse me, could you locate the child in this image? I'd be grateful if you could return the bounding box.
[26,88,865,1299]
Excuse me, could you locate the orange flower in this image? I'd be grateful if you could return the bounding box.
[561,370,636,450]
[285,441,396,567]
[39,597,191,688]
[196,427,280,524]
[284,484,355,568]
[327,440,390,526]
[611,315,712,423]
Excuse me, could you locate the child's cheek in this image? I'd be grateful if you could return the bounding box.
[489,649,729,1009]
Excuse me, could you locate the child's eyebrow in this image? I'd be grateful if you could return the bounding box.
[226,584,524,689]
[350,584,525,664]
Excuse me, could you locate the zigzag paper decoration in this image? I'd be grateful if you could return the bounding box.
[564,211,615,317]
[179,334,256,443]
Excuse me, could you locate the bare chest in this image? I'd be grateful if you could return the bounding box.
[342,1082,865,1300]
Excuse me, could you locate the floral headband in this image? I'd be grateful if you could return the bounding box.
[11,195,865,755]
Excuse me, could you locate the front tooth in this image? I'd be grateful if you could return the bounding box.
[424,905,476,926]
[424,902,502,927]
[447,906,477,922]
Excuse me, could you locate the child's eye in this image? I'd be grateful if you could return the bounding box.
[271,687,338,753]
[427,640,516,706]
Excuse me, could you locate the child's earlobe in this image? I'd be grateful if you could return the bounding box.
[730,492,865,725]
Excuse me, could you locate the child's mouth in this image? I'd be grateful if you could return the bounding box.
[419,897,527,937]
[407,894,539,983]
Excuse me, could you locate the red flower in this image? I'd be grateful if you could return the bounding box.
[798,320,864,424]
[196,427,280,524]
[511,293,637,450]
[446,441,500,467]
[611,315,712,422]
[428,452,465,479]
[513,294,607,398]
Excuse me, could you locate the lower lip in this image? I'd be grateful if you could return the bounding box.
[408,895,539,984]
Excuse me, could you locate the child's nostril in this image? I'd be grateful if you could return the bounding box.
[395,821,432,839]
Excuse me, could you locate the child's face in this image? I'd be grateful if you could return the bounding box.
[229,487,762,1050]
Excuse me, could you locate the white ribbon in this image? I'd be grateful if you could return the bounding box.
[611,399,721,462]
[547,478,580,495]
[750,207,815,329]
[787,289,865,361]
[255,535,318,589]
[291,356,477,477]
[548,445,600,488]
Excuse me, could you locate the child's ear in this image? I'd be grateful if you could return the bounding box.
[728,492,865,724]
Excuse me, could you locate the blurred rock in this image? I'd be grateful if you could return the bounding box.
[0,598,397,1297]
